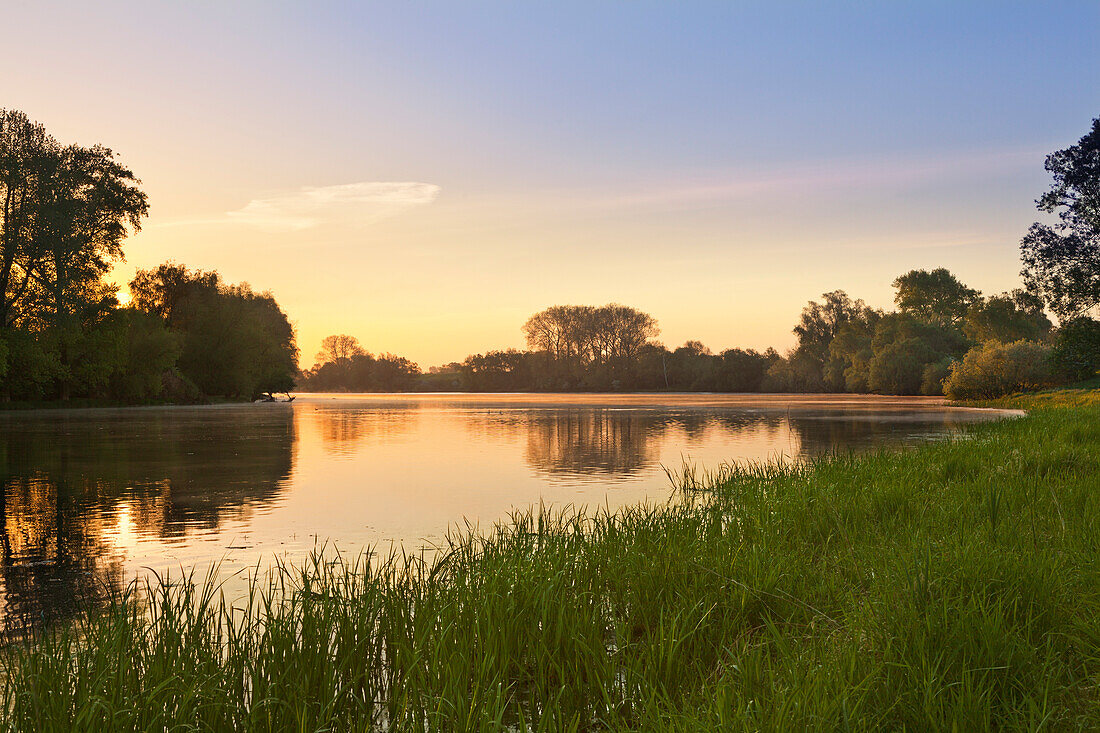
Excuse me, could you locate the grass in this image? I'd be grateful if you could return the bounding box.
[3,393,1100,730]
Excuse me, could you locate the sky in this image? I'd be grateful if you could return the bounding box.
[3,1,1099,367]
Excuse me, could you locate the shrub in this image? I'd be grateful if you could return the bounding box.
[1049,318,1100,382]
[943,340,1052,400]
[920,357,954,396]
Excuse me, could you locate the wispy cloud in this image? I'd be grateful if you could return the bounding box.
[591,147,1046,210]
[160,181,441,231]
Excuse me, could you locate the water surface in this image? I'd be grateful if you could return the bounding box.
[0,393,1011,631]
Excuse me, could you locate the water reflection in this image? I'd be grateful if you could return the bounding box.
[313,406,418,455]
[524,410,658,477]
[0,394,1009,632]
[0,406,294,633]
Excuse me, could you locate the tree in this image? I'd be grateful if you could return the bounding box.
[31,143,147,330]
[866,313,970,395]
[867,338,938,395]
[1036,117,1100,233]
[131,264,298,398]
[794,291,874,359]
[104,309,181,401]
[461,349,532,391]
[1048,318,1100,382]
[0,110,55,331]
[0,330,59,400]
[315,334,365,368]
[522,304,659,389]
[826,319,878,392]
[790,290,877,391]
[763,349,828,393]
[373,353,421,391]
[715,348,773,392]
[0,110,147,399]
[892,268,979,328]
[129,262,218,325]
[1020,117,1100,320]
[1020,225,1100,320]
[668,341,716,390]
[963,290,1052,344]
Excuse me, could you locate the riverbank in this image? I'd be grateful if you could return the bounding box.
[0,395,255,412]
[3,391,1099,730]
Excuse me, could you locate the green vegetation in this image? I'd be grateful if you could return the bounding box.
[1021,118,1100,322]
[305,272,1064,396]
[0,110,297,404]
[4,393,1099,730]
[303,116,1100,398]
[295,334,422,392]
[943,340,1054,400]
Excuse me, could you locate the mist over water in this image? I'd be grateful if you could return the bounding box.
[0,393,1009,632]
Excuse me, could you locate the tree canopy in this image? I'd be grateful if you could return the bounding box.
[892,268,979,328]
[1021,117,1100,320]
[0,110,297,403]
[130,263,298,398]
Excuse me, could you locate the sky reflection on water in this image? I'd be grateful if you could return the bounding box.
[0,393,1011,632]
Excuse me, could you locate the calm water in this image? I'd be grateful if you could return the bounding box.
[0,393,1012,631]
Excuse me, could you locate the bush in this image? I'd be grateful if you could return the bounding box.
[920,357,954,396]
[943,340,1052,400]
[1049,318,1100,382]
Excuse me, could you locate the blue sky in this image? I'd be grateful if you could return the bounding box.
[4,1,1098,364]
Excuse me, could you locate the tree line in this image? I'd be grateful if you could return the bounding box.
[0,109,298,403]
[297,335,421,392]
[9,108,1097,401]
[307,116,1100,397]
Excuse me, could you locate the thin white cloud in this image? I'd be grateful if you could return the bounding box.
[159,181,441,231]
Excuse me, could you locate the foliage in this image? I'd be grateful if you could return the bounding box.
[0,108,150,400]
[315,334,365,366]
[893,268,980,328]
[372,353,421,391]
[131,264,298,399]
[299,335,421,392]
[825,319,877,392]
[0,330,60,400]
[1020,224,1100,320]
[867,337,939,395]
[0,109,54,330]
[963,289,1052,344]
[1049,317,1100,382]
[920,357,954,396]
[762,348,826,392]
[1020,117,1100,319]
[0,111,293,405]
[715,347,776,392]
[792,290,877,382]
[459,349,532,392]
[5,404,1100,729]
[103,309,182,401]
[942,340,1053,400]
[863,313,969,395]
[523,304,659,389]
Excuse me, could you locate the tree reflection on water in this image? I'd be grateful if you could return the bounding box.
[0,397,994,633]
[0,406,294,635]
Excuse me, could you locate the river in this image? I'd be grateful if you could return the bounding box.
[0,392,1012,631]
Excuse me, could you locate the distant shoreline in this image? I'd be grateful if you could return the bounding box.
[0,396,253,412]
[0,390,987,414]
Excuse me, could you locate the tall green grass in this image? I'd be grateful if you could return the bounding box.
[4,396,1100,730]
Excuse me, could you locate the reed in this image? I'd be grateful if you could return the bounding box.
[3,394,1099,730]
